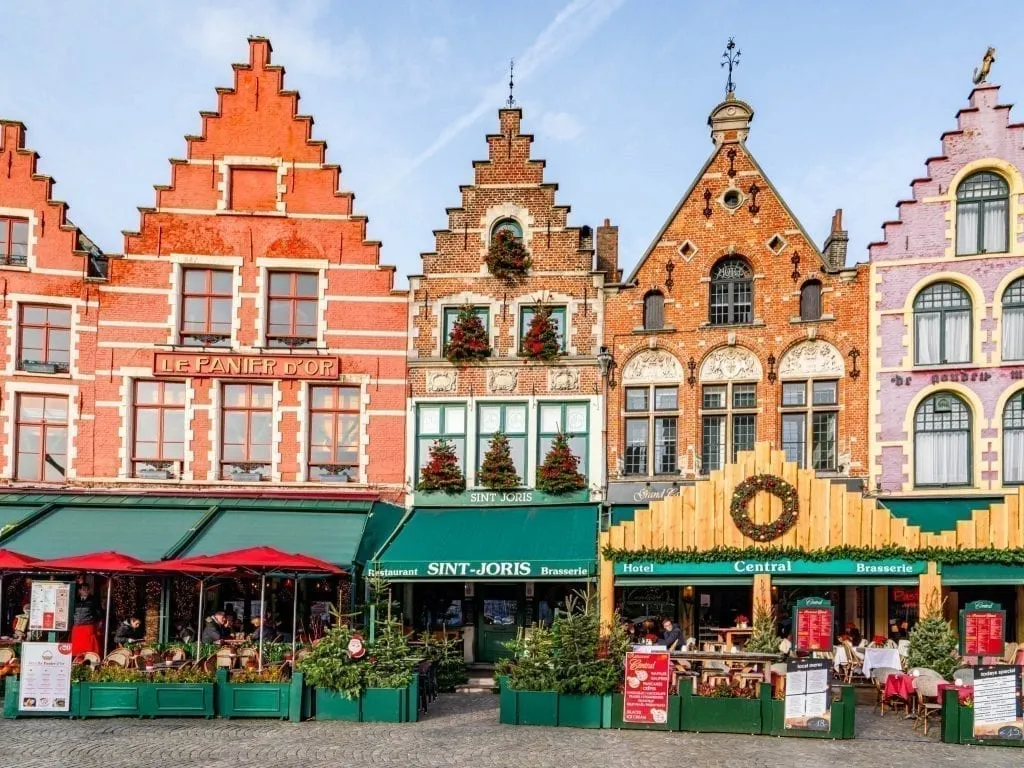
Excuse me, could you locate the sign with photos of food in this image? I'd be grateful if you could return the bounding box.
[623,650,670,724]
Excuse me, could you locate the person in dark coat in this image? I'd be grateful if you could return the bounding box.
[249,617,276,644]
[660,619,682,651]
[200,611,228,644]
[113,617,143,647]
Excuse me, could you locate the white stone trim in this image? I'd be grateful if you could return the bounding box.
[481,203,535,253]
[4,297,81,378]
[2,380,78,481]
[217,156,289,214]
[271,382,284,482]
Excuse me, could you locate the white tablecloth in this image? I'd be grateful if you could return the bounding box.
[862,647,902,679]
[832,645,848,670]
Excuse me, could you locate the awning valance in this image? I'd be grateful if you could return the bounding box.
[940,564,1024,585]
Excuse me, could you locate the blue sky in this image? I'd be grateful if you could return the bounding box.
[0,1,1021,285]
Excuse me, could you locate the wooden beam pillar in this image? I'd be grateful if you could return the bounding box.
[919,561,942,617]
[599,531,614,631]
[873,586,888,639]
[753,573,772,620]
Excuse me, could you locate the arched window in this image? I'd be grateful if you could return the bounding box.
[1002,277,1024,361]
[914,392,971,486]
[709,258,753,325]
[913,282,971,365]
[956,171,1009,255]
[643,290,665,331]
[491,218,523,241]
[799,280,822,321]
[1004,391,1024,484]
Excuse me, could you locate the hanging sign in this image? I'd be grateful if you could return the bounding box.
[784,659,832,731]
[19,642,73,712]
[29,582,72,633]
[794,597,834,652]
[960,600,1005,657]
[623,650,670,724]
[973,665,1024,741]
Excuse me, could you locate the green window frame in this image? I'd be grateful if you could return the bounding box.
[416,403,467,482]
[538,401,589,482]
[519,305,567,353]
[443,306,489,344]
[477,402,528,485]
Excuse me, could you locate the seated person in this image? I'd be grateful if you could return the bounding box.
[113,617,143,647]
[201,611,229,644]
[249,616,276,644]
[659,619,682,651]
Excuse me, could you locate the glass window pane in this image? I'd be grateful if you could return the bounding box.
[183,270,207,293]
[782,413,806,467]
[625,388,649,412]
[654,387,678,410]
[50,308,71,327]
[812,381,838,405]
[478,406,501,434]
[624,419,649,475]
[418,406,440,435]
[210,270,233,294]
[295,300,317,326]
[250,385,273,408]
[339,387,360,410]
[296,273,318,296]
[565,405,588,434]
[136,409,159,438]
[702,386,725,410]
[732,414,756,458]
[508,436,526,479]
[269,272,291,295]
[182,298,207,328]
[45,428,66,453]
[44,398,67,421]
[163,410,184,442]
[702,415,725,473]
[505,405,527,434]
[135,382,161,405]
[18,425,41,453]
[444,407,465,434]
[22,306,47,324]
[782,382,806,406]
[539,404,562,434]
[19,396,44,421]
[733,384,756,408]
[812,412,837,470]
[654,417,677,474]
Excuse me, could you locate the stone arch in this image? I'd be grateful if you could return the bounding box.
[777,340,844,380]
[699,346,762,382]
[622,348,683,383]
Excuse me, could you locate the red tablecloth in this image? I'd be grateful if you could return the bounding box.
[937,683,972,703]
[883,672,915,702]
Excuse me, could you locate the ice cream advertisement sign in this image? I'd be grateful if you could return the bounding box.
[623,650,670,724]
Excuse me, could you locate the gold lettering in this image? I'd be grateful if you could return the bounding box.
[323,360,337,377]
[284,361,298,376]
[176,358,189,373]
[264,359,276,375]
[196,357,211,373]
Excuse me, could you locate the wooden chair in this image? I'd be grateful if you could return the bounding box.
[701,661,731,688]
[0,648,15,666]
[82,652,101,668]
[913,676,943,736]
[1001,642,1019,665]
[952,667,974,685]
[909,667,946,682]
[871,666,903,716]
[841,641,864,683]
[164,648,187,663]
[237,647,259,669]
[103,649,132,668]
[215,648,236,669]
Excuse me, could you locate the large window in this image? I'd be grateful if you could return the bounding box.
[624,386,678,475]
[709,258,753,325]
[1005,392,1024,485]
[0,216,29,266]
[914,392,971,487]
[538,402,589,480]
[701,383,757,473]
[309,386,360,482]
[643,291,665,331]
[477,403,527,485]
[15,394,67,482]
[18,305,71,373]
[133,381,185,478]
[799,280,822,321]
[221,384,273,479]
[416,404,466,482]
[520,305,566,353]
[1002,278,1024,361]
[956,171,1009,256]
[914,282,971,365]
[780,380,838,471]
[267,271,318,347]
[443,307,489,342]
[181,268,232,346]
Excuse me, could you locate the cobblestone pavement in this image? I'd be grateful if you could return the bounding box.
[0,694,1015,768]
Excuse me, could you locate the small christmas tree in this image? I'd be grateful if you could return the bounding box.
[485,229,532,280]
[418,439,465,494]
[478,431,520,489]
[906,597,961,679]
[521,305,561,360]
[364,578,416,690]
[744,600,781,654]
[444,305,491,364]
[536,431,586,495]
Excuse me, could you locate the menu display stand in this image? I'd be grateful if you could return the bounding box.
[793,597,834,653]
[959,600,1005,658]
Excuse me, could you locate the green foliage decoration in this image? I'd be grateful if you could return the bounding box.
[418,631,469,692]
[906,598,961,680]
[297,625,366,699]
[478,431,520,490]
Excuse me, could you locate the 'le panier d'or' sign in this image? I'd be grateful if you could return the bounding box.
[614,559,927,576]
[371,560,593,579]
[153,352,340,380]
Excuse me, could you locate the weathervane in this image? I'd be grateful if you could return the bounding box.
[972,46,996,85]
[721,38,741,97]
[507,59,515,108]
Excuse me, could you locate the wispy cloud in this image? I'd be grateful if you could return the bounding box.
[539,111,584,141]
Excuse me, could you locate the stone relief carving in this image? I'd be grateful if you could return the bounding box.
[549,368,580,392]
[487,369,518,393]
[700,347,763,382]
[425,369,458,393]
[622,350,683,383]
[778,340,844,379]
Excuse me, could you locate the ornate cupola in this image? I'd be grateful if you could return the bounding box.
[708,38,754,146]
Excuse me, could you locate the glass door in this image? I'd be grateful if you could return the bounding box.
[476,585,521,663]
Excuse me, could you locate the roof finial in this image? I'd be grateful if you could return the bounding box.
[507,58,516,108]
[972,46,996,85]
[721,37,740,97]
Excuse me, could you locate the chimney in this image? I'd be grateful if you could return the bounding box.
[596,218,620,282]
[822,209,849,271]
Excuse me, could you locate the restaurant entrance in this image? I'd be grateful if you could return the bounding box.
[476,584,521,663]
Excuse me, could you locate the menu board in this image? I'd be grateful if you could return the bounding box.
[623,650,670,724]
[960,602,1005,657]
[794,598,834,652]
[784,659,832,731]
[973,665,1024,741]
[19,642,73,712]
[29,582,71,633]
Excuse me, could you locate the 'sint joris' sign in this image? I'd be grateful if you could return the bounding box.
[154,352,340,380]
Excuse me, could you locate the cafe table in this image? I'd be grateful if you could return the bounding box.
[708,626,754,648]
[862,647,902,679]
[671,649,780,682]
[936,682,973,704]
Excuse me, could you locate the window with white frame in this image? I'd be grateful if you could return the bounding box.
[477,403,527,485]
[914,282,971,365]
[1002,278,1024,361]
[15,394,67,482]
[701,383,757,473]
[956,171,1009,256]
[780,380,838,471]
[1004,391,1024,485]
[538,402,589,481]
[180,268,233,347]
[416,403,466,481]
[0,216,29,267]
[267,271,318,348]
[18,305,71,373]
[221,383,273,480]
[133,381,185,478]
[624,386,678,476]
[308,385,360,482]
[914,392,971,487]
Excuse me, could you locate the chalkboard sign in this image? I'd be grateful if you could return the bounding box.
[794,597,834,652]
[959,600,1005,658]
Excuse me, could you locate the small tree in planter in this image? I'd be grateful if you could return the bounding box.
[485,229,531,280]
[536,431,586,495]
[444,305,491,364]
[521,305,561,361]
[907,599,961,679]
[744,600,781,655]
[478,432,520,490]
[418,439,466,494]
[419,630,468,692]
[298,625,366,701]
[552,592,627,696]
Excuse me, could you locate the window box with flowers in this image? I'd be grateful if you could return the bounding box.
[443,305,491,364]
[485,227,531,281]
[520,305,565,361]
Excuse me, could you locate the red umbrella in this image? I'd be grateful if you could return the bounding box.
[0,549,37,641]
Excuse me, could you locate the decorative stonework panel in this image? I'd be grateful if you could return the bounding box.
[487,369,518,393]
[426,369,458,393]
[778,340,844,379]
[549,368,580,392]
[700,347,762,382]
[622,350,683,383]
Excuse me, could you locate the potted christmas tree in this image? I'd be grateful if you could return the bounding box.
[521,305,561,360]
[485,229,531,280]
[906,604,961,679]
[536,431,586,495]
[444,305,491,364]
[418,440,466,494]
[478,432,520,490]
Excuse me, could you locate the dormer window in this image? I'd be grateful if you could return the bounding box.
[491,218,523,241]
[956,171,1009,255]
[0,216,29,267]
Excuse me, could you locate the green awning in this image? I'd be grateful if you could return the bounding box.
[879,496,1003,534]
[940,564,1024,585]
[372,505,598,580]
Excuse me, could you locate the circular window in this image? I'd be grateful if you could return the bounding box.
[723,190,742,209]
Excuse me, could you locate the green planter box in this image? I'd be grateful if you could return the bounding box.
[498,676,517,725]
[362,687,408,723]
[139,683,215,718]
[609,693,681,731]
[79,682,142,718]
[407,675,420,723]
[763,686,855,739]
[514,690,558,726]
[3,677,79,719]
[215,669,302,721]
[678,685,761,734]
[557,694,608,729]
[942,690,1024,747]
[313,688,361,721]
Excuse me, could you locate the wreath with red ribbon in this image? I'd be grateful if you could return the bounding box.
[730,474,798,542]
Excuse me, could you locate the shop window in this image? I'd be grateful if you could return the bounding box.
[180,268,233,346]
[701,383,757,473]
[309,385,360,482]
[799,280,822,321]
[416,403,466,480]
[267,271,318,348]
[1002,277,1024,361]
[780,380,837,471]
[643,291,665,331]
[914,392,971,487]
[477,403,527,484]
[18,305,71,373]
[956,171,1009,255]
[624,385,677,476]
[538,402,589,481]
[709,257,753,326]
[221,383,273,480]
[0,216,29,267]
[913,282,971,365]
[133,381,185,478]
[1004,391,1024,485]
[519,305,566,353]
[15,394,67,482]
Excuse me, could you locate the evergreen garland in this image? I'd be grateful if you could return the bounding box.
[485,229,532,280]
[521,305,561,360]
[536,431,586,495]
[444,305,491,364]
[418,439,466,494]
[478,431,520,490]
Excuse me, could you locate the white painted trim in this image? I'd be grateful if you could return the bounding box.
[3,381,78,481]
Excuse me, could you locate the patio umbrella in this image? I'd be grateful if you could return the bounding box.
[0,549,38,637]
[32,551,148,657]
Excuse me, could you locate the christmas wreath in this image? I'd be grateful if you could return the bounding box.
[730,474,798,542]
[485,229,532,280]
